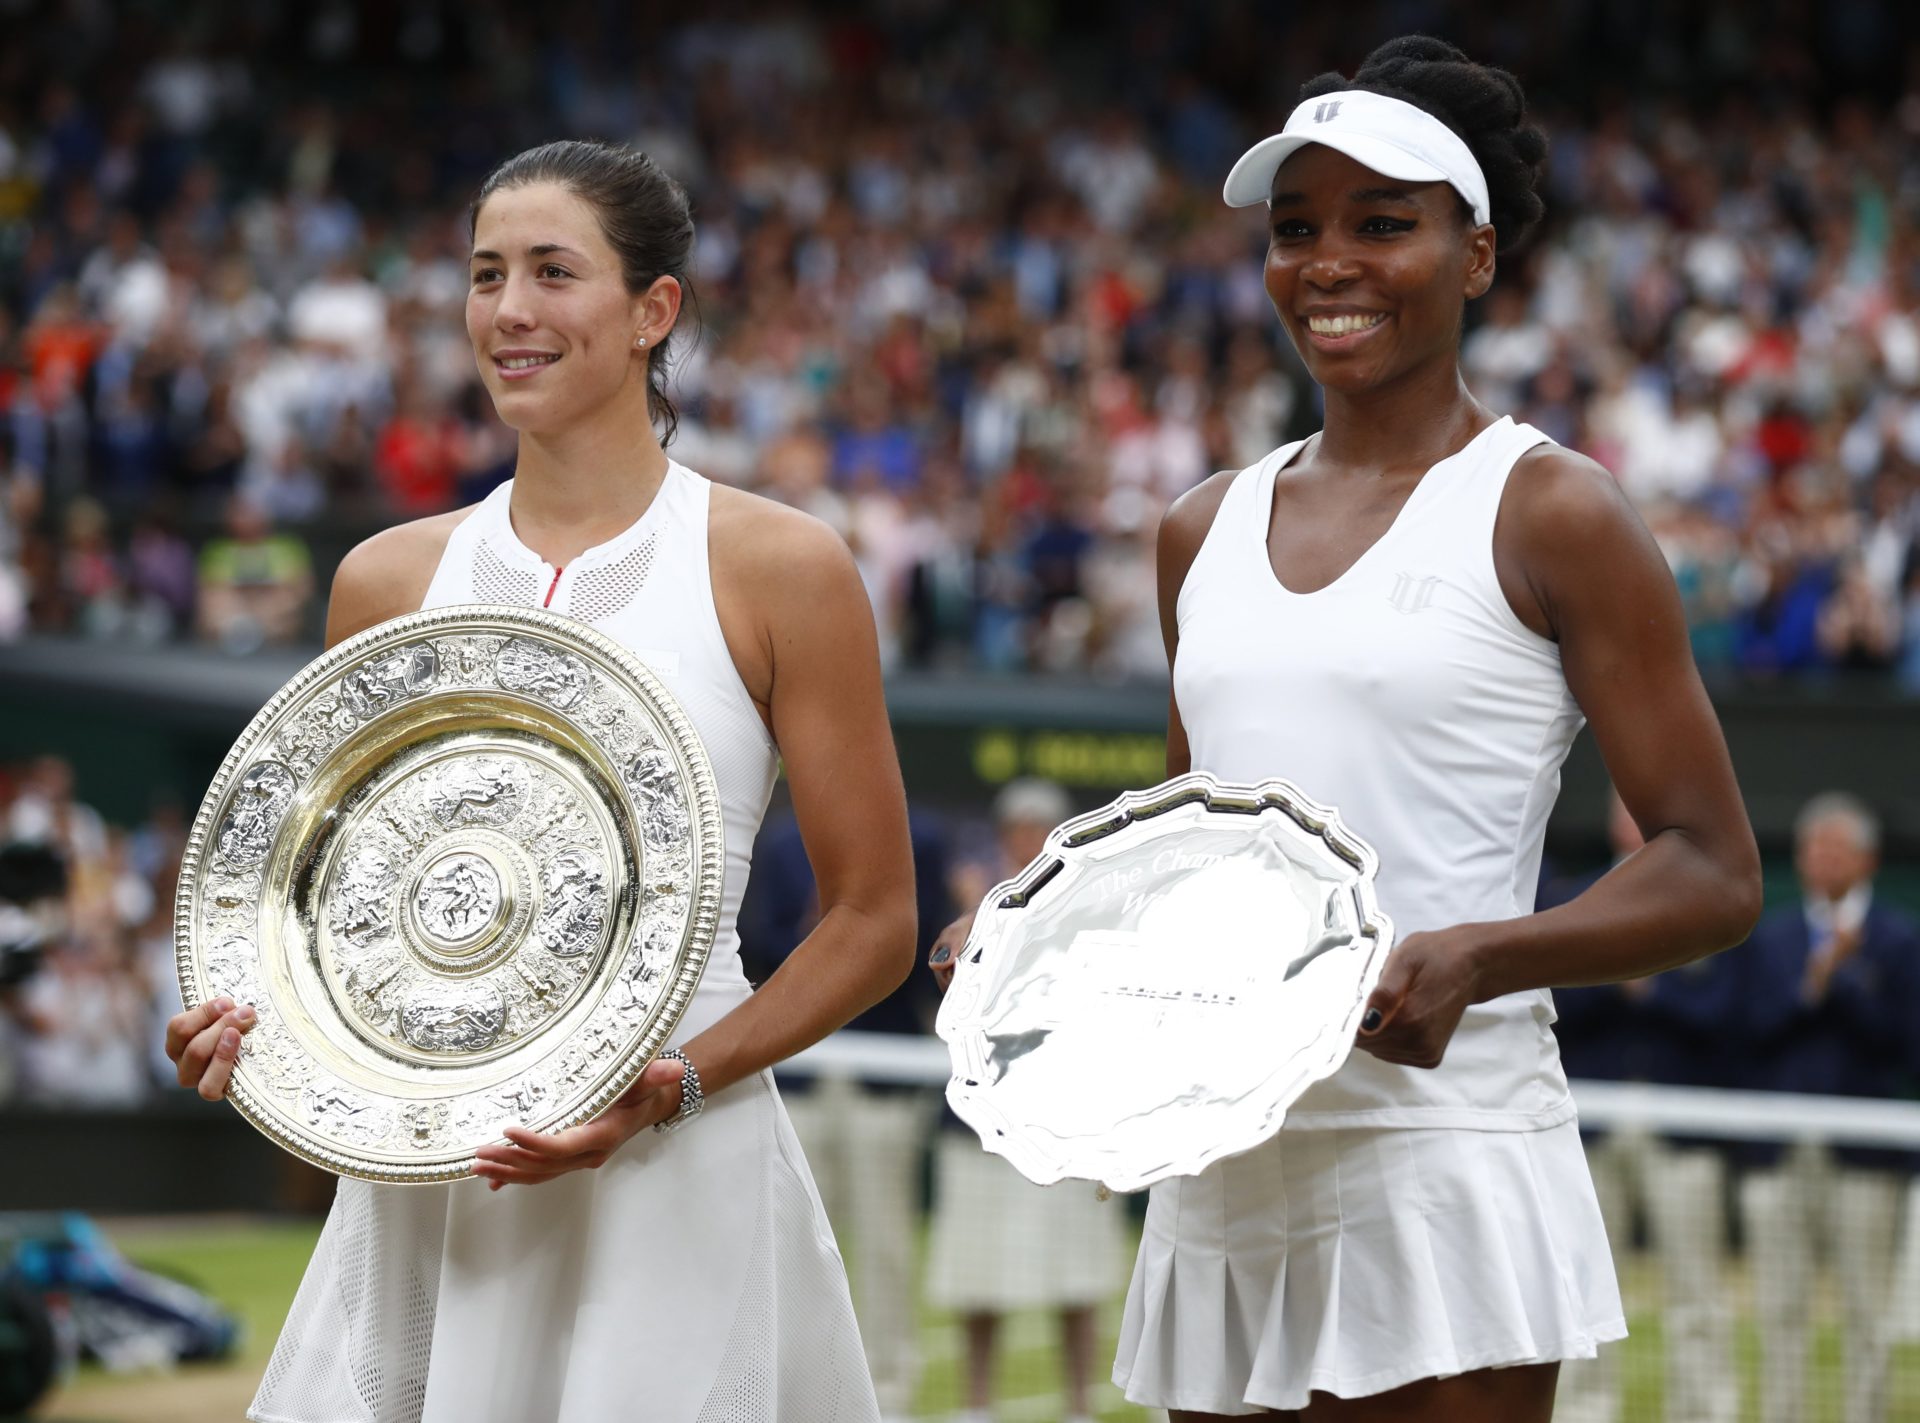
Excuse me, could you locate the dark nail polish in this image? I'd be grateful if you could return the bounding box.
[1361,1009,1382,1032]
[931,945,951,965]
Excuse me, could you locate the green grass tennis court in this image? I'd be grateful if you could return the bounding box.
[31,1218,1920,1422]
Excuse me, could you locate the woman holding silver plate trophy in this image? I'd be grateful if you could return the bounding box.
[166,142,915,1421]
[932,38,1761,1423]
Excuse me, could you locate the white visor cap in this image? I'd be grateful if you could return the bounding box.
[1223,89,1491,227]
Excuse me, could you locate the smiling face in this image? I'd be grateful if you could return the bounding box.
[466,181,675,437]
[1263,145,1494,396]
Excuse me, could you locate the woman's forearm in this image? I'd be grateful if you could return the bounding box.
[681,897,916,1096]
[1468,827,1761,1001]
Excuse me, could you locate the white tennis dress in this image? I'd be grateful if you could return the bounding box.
[250,464,880,1423]
[1113,417,1626,1414]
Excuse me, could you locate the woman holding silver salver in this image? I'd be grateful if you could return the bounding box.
[932,36,1760,1423]
[167,140,910,1422]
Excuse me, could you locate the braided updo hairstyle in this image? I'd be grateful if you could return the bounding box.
[1298,36,1549,255]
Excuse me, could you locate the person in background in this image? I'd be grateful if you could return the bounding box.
[926,777,1125,1423]
[56,496,124,637]
[1546,791,1740,1423]
[5,761,152,1108]
[125,511,197,641]
[15,923,149,1108]
[1738,792,1919,1423]
[741,806,954,1422]
[0,835,68,1106]
[6,756,107,872]
[193,493,313,652]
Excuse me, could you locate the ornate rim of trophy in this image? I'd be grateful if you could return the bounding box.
[173,605,723,1183]
[938,772,1395,1193]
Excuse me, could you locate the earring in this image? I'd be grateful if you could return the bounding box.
[635,336,647,348]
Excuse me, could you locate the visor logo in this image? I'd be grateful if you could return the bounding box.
[1313,101,1343,123]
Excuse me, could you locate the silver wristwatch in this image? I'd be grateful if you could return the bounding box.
[652,1047,706,1133]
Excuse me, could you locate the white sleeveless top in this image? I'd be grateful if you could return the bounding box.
[1174,416,1581,1130]
[421,463,778,1008]
[252,464,879,1423]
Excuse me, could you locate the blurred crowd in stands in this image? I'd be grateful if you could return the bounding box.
[0,1,1915,679]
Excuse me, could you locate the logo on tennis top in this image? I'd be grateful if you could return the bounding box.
[1388,573,1440,615]
[1312,101,1344,123]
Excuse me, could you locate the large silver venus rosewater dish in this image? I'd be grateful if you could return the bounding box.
[175,605,722,1182]
[937,774,1394,1194]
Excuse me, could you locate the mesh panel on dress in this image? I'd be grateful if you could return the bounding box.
[567,534,659,624]
[472,539,541,607]
[695,1164,776,1422]
[695,1120,867,1421]
[249,1182,442,1423]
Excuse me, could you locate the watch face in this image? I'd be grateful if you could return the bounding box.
[938,773,1393,1194]
[177,604,723,1182]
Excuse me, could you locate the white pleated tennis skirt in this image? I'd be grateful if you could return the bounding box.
[1113,1118,1625,1415]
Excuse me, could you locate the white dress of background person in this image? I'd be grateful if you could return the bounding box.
[1888,1142,1920,1352]
[926,778,1127,1423]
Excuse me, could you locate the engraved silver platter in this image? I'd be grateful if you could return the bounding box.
[936,773,1393,1194]
[174,605,723,1182]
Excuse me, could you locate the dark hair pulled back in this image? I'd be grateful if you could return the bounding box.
[471,140,696,444]
[1299,36,1548,255]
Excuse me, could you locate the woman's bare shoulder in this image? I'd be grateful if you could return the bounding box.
[706,482,854,587]
[324,506,480,648]
[703,482,866,711]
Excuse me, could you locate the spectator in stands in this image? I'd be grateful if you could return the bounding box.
[1735,530,1836,677]
[193,493,313,652]
[0,757,145,1108]
[374,375,463,515]
[56,496,123,637]
[14,925,150,1109]
[1738,792,1920,1423]
[1820,555,1903,671]
[833,371,923,493]
[0,837,68,1107]
[0,767,203,1111]
[7,756,107,872]
[925,778,1123,1423]
[1546,791,1740,1423]
[124,511,196,641]
[739,807,954,1420]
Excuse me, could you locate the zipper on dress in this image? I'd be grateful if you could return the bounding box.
[543,567,564,608]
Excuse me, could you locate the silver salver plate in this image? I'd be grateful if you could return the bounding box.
[936,773,1394,1193]
[174,605,723,1183]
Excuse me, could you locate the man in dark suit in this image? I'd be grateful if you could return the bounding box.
[1737,792,1919,1423]
[1548,792,1740,1423]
